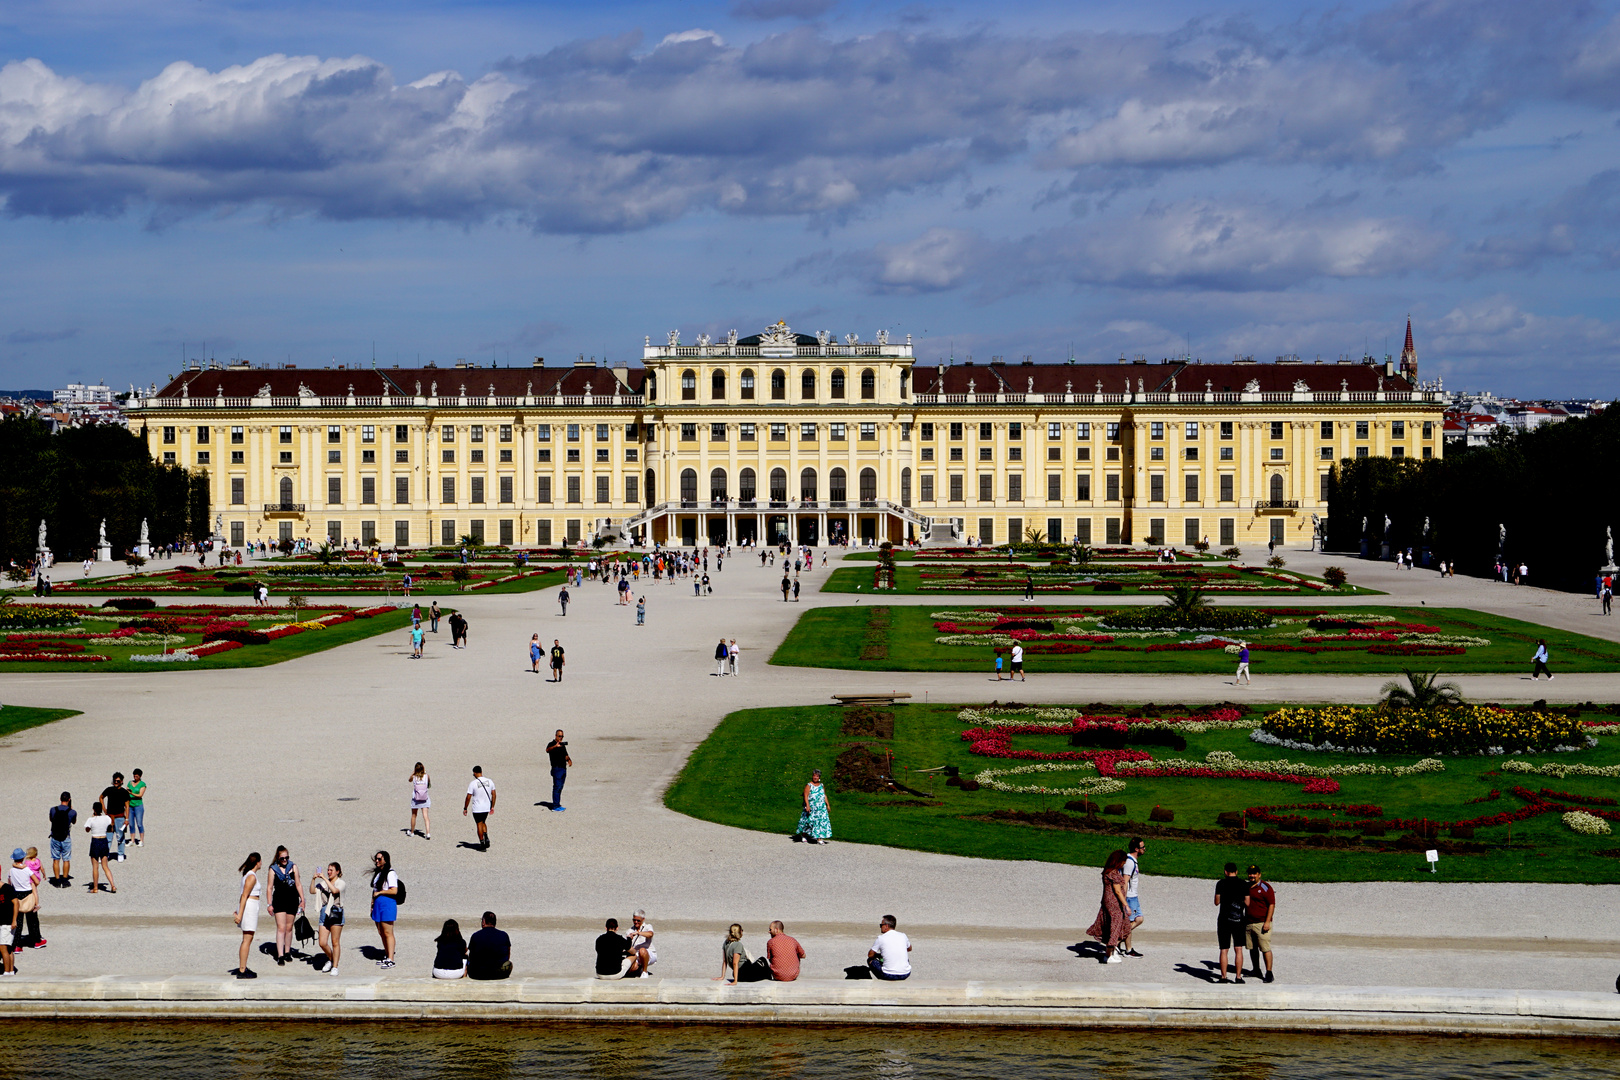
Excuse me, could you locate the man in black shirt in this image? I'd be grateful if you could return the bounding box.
[549,640,565,683]
[467,911,511,980]
[546,730,572,812]
[100,774,130,862]
[1213,862,1250,983]
[594,918,627,978]
[48,793,75,886]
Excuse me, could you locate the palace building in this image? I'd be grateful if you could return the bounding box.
[129,320,1444,550]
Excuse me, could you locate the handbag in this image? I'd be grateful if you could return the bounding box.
[293,913,316,946]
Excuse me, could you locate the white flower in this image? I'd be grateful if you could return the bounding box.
[1563,810,1611,835]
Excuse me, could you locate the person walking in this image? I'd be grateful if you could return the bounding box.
[1010,642,1026,682]
[994,649,1005,681]
[781,574,791,601]
[1234,642,1251,686]
[84,802,115,894]
[233,851,262,979]
[636,596,646,625]
[369,851,399,969]
[408,763,432,839]
[0,879,15,976]
[559,586,570,617]
[7,850,39,949]
[1087,849,1131,964]
[728,638,740,676]
[794,769,832,844]
[714,638,730,676]
[1213,861,1249,983]
[1532,639,1553,680]
[311,861,344,976]
[1605,578,1614,616]
[464,767,496,850]
[529,633,542,674]
[549,639,565,682]
[546,730,572,812]
[1243,865,1277,982]
[126,770,147,847]
[101,773,130,862]
[450,612,468,649]
[267,845,305,966]
[47,793,75,887]
[410,621,425,659]
[430,601,441,633]
[1120,838,1146,957]
[792,578,801,602]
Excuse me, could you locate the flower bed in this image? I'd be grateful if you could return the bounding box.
[1259,705,1586,755]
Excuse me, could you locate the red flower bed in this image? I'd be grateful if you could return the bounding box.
[1365,644,1466,656]
[1540,788,1619,807]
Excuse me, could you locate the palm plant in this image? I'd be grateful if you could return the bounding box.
[315,542,336,566]
[1379,669,1464,710]
[1072,543,1093,568]
[1024,527,1046,545]
[1163,583,1211,624]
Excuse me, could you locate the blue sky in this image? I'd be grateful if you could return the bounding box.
[2,0,1618,396]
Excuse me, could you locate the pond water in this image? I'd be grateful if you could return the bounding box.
[1,1022,1616,1080]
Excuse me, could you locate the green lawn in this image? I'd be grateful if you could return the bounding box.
[666,702,1620,883]
[821,561,1374,596]
[771,605,1620,674]
[0,608,423,673]
[0,706,81,738]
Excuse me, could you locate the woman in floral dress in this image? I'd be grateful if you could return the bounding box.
[795,770,832,844]
[1086,849,1130,963]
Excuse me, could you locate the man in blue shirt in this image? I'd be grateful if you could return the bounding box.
[468,911,511,980]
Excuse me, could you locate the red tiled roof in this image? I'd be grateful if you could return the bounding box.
[916,361,1410,395]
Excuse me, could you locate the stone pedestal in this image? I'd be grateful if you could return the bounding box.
[97,542,112,562]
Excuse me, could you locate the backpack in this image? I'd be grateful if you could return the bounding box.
[394,877,407,904]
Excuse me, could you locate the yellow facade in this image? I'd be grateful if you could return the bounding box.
[130,322,1443,550]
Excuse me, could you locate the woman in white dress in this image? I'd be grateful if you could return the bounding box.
[233,852,262,980]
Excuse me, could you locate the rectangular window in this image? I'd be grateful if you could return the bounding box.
[1356,446,1369,458]
[535,519,552,545]
[1076,422,1091,439]
[327,477,342,505]
[1220,422,1233,440]
[537,476,552,503]
[596,449,609,462]
[1270,421,1284,439]
[681,423,697,442]
[920,474,935,501]
[1320,473,1332,501]
[1219,446,1233,460]
[978,518,995,544]
[470,477,485,504]
[860,423,876,441]
[1185,447,1199,460]
[901,423,911,441]
[441,520,456,546]
[596,424,609,441]
[1356,420,1369,439]
[711,423,726,442]
[197,426,210,444]
[1270,447,1284,460]
[499,449,512,463]
[442,425,455,442]
[1009,422,1022,440]
[1105,517,1121,544]
[1149,447,1164,461]
[624,449,637,462]
[395,425,409,442]
[1149,474,1164,502]
[441,476,456,504]
[362,477,376,504]
[230,521,244,546]
[1146,518,1164,545]
[1185,474,1199,501]
[566,476,581,503]
[979,447,993,461]
[328,521,342,544]
[625,476,639,503]
[949,474,964,501]
[740,423,757,441]
[566,519,581,543]
[230,478,245,505]
[1185,422,1199,439]
[279,426,292,444]
[1219,475,1234,501]
[1047,474,1061,501]
[442,449,455,463]
[395,520,410,547]
[1219,518,1235,547]
[1077,474,1091,501]
[626,423,639,439]
[499,476,513,503]
[979,474,993,502]
[1184,518,1200,546]
[1392,420,1406,439]
[567,449,580,463]
[1106,474,1120,501]
[801,423,817,442]
[1422,446,1432,459]
[1076,447,1090,461]
[277,451,290,465]
[1048,422,1062,440]
[395,476,410,505]
[1151,421,1164,440]
[979,422,992,440]
[921,422,935,440]
[470,425,484,443]
[231,426,244,445]
[830,423,846,440]
[1320,420,1333,439]
[596,476,610,503]
[1008,517,1023,543]
[1320,446,1333,460]
[1074,517,1092,544]
[196,451,210,464]
[499,519,513,546]
[1007,474,1022,501]
[949,422,963,441]
[921,447,935,461]
[1048,447,1061,461]
[1047,518,1063,543]
[536,424,551,442]
[1422,421,1433,439]
[1106,422,1119,441]
[362,425,375,443]
[328,425,341,444]
[232,451,244,464]
[564,424,579,442]
[770,423,786,441]
[162,426,176,445]
[1392,445,1405,458]
[328,450,341,463]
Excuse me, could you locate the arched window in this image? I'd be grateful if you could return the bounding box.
[680,468,697,504]
[770,369,786,400]
[279,476,294,506]
[801,369,816,399]
[769,468,787,503]
[645,468,656,507]
[830,369,846,399]
[829,468,847,503]
[644,373,657,401]
[681,369,696,401]
[800,467,817,501]
[860,467,878,503]
[710,468,727,502]
[740,369,755,400]
[1270,473,1284,503]
[900,467,912,506]
[739,468,756,502]
[860,368,876,399]
[711,370,726,399]
[899,369,909,399]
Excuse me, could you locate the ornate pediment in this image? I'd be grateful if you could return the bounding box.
[758,321,795,348]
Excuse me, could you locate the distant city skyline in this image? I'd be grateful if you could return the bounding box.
[2,0,1618,397]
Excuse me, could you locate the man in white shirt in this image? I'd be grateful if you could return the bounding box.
[1121,837,1146,957]
[1009,642,1026,681]
[463,767,497,851]
[866,914,912,980]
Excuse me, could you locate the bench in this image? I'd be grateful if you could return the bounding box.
[830,692,912,707]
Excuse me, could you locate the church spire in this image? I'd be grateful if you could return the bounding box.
[1399,315,1417,380]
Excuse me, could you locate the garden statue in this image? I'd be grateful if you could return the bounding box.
[99,519,107,545]
[1498,523,1506,556]
[38,518,47,551]
[1604,526,1617,573]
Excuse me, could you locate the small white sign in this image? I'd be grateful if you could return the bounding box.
[1425,849,1440,863]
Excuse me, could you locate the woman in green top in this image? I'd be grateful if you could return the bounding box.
[127,770,146,847]
[794,770,832,845]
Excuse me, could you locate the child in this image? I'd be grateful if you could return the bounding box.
[994,651,1005,681]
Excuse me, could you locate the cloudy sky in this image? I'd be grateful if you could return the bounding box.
[2,0,1618,396]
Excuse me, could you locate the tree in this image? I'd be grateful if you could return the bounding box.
[1379,670,1464,710]
[1163,583,1211,624]
[315,542,337,566]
